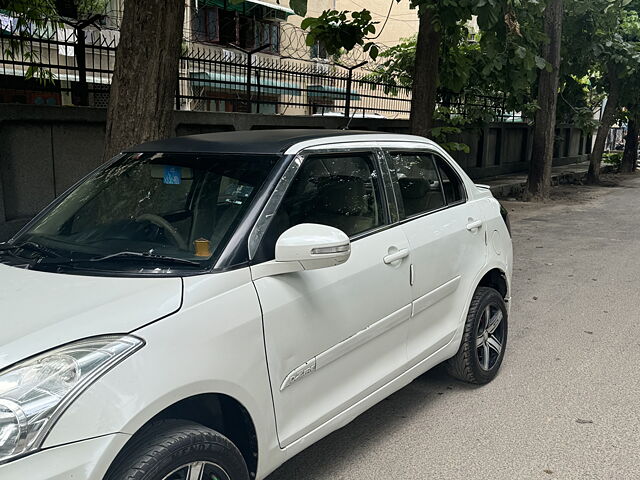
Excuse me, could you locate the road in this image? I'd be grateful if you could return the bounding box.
[267,175,640,480]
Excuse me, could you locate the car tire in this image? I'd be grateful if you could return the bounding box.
[104,419,250,480]
[446,287,508,385]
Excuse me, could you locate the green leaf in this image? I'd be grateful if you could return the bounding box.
[369,44,379,60]
[300,17,314,30]
[534,56,547,70]
[289,0,308,17]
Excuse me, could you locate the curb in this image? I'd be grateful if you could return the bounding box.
[490,166,616,199]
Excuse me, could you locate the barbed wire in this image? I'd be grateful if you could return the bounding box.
[0,5,393,71]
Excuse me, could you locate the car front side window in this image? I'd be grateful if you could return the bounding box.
[255,151,386,262]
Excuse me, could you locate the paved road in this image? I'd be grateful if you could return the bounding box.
[267,175,640,480]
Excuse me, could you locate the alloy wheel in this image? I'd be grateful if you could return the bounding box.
[476,303,505,371]
[162,461,231,480]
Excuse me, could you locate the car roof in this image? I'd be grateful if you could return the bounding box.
[124,129,433,155]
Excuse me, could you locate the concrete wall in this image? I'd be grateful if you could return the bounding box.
[0,105,590,240]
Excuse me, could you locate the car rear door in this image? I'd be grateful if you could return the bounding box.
[383,146,487,365]
[251,147,413,447]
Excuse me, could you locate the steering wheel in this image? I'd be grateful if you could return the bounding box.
[136,214,188,251]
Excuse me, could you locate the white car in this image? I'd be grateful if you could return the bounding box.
[0,130,512,480]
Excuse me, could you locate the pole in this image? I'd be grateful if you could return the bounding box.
[246,50,252,113]
[75,25,88,106]
[256,69,261,114]
[345,68,353,120]
[336,61,367,119]
[229,43,270,113]
[65,15,103,106]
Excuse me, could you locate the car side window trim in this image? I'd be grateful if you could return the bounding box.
[248,154,304,261]
[380,148,468,225]
[431,152,468,205]
[374,147,401,224]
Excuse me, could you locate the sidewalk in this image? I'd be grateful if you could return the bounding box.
[479,161,594,198]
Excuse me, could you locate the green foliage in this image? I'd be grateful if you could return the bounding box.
[301,9,380,59]
[431,107,477,154]
[365,1,548,116]
[289,0,307,17]
[603,151,623,167]
[364,35,416,94]
[560,0,640,127]
[1,0,109,82]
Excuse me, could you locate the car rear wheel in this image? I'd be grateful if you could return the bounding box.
[446,286,508,385]
[104,419,250,480]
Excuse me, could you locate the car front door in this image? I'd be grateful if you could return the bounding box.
[251,149,413,447]
[385,148,487,365]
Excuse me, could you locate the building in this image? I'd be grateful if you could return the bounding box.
[0,0,413,118]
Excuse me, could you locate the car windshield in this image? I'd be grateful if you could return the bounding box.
[5,152,278,273]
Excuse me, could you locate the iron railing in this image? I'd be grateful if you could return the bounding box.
[0,17,519,121]
[177,46,412,117]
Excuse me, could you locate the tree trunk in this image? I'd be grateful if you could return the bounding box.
[409,5,441,137]
[587,68,620,184]
[620,116,639,173]
[102,0,185,162]
[526,0,563,201]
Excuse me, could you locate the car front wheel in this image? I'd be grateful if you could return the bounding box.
[446,286,508,385]
[104,419,250,480]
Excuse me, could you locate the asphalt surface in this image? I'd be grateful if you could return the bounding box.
[267,174,640,480]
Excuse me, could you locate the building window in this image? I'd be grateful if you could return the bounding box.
[219,9,239,45]
[311,41,328,59]
[254,20,279,53]
[193,5,280,52]
[194,6,219,43]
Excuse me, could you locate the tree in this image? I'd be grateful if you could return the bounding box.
[2,0,183,159]
[410,4,441,136]
[102,0,184,161]
[526,0,564,200]
[576,0,640,183]
[296,0,520,136]
[616,9,640,173]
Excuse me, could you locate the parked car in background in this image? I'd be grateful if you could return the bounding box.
[0,130,512,480]
[312,110,388,119]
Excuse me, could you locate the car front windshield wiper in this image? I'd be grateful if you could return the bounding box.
[0,241,64,258]
[88,251,202,267]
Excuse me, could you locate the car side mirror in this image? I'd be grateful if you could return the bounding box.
[251,223,351,280]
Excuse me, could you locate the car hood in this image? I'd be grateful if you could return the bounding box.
[0,264,183,370]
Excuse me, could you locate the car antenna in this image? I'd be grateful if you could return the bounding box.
[342,107,360,130]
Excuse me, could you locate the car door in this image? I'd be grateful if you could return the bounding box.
[251,149,413,448]
[385,148,487,365]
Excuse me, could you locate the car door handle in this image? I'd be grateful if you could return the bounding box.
[466,219,483,231]
[384,249,410,265]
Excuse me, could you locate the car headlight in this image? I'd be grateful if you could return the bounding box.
[0,335,143,463]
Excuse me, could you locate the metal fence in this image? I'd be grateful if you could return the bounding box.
[0,21,116,107]
[177,45,412,118]
[0,18,518,121]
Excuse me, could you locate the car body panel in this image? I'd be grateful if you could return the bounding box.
[0,264,182,370]
[43,267,286,478]
[0,434,130,480]
[254,225,413,448]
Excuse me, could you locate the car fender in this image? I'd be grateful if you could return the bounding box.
[44,268,283,478]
